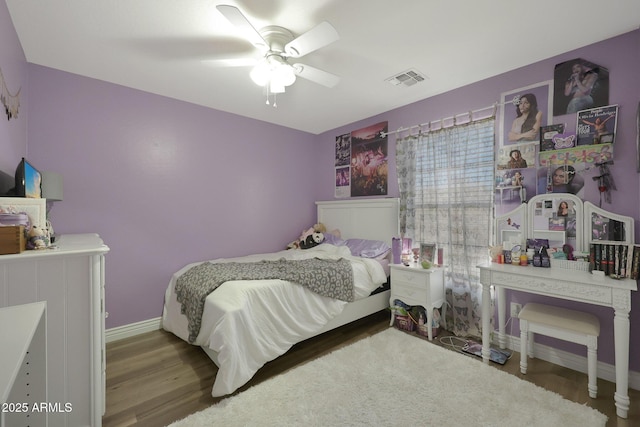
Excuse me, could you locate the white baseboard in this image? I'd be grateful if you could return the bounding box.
[105,317,162,343]
[497,333,640,391]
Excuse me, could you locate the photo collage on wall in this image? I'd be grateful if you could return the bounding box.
[495,58,616,215]
[335,121,388,198]
[496,81,552,210]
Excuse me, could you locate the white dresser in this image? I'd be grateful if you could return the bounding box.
[0,234,109,427]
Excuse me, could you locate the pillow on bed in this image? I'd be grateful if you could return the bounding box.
[323,232,346,246]
[344,238,391,258]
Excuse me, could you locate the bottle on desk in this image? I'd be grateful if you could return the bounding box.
[519,253,528,266]
[533,247,551,268]
[533,249,542,267]
[541,247,550,267]
[511,253,520,265]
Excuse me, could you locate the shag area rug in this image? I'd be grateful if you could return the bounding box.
[168,328,606,427]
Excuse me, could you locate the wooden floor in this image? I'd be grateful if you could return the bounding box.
[104,311,638,427]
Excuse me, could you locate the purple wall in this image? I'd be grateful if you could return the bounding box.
[26,66,319,329]
[316,30,640,370]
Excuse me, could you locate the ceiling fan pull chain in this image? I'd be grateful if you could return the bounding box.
[263,84,270,105]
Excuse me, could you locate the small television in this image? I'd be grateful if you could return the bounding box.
[13,157,42,198]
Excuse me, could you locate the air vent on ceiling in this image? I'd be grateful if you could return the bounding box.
[385,69,427,87]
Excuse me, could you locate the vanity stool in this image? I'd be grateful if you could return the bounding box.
[518,302,600,398]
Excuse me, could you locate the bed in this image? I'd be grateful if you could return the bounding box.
[162,198,399,397]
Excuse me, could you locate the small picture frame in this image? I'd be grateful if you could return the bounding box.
[420,243,436,264]
[549,217,566,231]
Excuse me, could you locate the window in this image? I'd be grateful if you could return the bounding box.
[396,117,495,336]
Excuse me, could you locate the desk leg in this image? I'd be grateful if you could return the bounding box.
[497,287,506,349]
[426,306,433,341]
[481,283,491,364]
[613,304,631,419]
[389,296,395,327]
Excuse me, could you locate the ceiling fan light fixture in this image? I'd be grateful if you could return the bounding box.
[272,63,296,87]
[269,81,286,94]
[250,56,296,89]
[250,60,271,86]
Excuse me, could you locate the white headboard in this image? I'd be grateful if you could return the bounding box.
[316,198,400,244]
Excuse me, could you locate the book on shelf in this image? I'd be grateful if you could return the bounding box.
[588,243,638,279]
[593,244,602,272]
[630,245,640,280]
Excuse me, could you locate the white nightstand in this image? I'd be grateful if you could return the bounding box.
[389,264,445,341]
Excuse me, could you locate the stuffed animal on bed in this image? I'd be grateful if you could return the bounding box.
[286,223,329,250]
[313,222,327,233]
[300,232,324,249]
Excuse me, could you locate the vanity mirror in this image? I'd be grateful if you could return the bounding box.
[495,203,526,251]
[584,201,634,247]
[497,193,634,257]
[527,193,583,253]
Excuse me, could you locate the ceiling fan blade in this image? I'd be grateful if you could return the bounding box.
[284,21,339,58]
[293,63,340,88]
[216,5,269,51]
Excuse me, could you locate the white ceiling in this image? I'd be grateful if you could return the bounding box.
[6,0,640,135]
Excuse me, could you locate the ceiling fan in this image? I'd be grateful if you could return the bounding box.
[212,4,340,105]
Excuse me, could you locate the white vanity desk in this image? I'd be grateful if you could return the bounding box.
[482,194,637,418]
[478,262,636,418]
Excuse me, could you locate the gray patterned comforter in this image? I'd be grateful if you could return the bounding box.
[175,257,354,343]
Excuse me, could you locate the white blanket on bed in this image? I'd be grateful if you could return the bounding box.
[162,244,387,397]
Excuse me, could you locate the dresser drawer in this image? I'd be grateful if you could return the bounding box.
[393,284,428,302]
[392,269,427,287]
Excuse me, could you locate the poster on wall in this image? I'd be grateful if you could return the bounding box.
[576,105,618,146]
[335,133,351,198]
[496,143,536,170]
[495,168,535,206]
[553,58,609,117]
[495,143,536,208]
[536,143,613,197]
[495,142,536,206]
[348,121,388,197]
[499,81,552,147]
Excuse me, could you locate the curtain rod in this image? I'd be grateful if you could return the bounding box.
[381,102,505,138]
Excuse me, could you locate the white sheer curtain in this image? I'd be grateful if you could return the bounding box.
[396,117,495,337]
